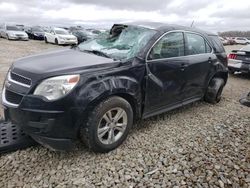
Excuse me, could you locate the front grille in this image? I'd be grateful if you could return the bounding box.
[10,72,31,86]
[16,34,24,37]
[5,90,23,105]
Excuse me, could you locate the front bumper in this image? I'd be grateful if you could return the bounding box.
[1,81,84,151]
[30,134,74,151]
[58,39,78,45]
[228,59,250,73]
[2,105,77,151]
[33,35,45,40]
[8,36,29,40]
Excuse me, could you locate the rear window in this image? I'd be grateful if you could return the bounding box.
[209,35,225,53]
[186,33,212,55]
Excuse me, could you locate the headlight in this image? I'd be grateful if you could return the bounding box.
[34,75,80,101]
[9,33,15,37]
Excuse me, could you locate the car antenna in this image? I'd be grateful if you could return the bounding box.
[190,20,195,27]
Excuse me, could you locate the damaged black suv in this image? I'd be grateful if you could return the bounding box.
[1,22,228,152]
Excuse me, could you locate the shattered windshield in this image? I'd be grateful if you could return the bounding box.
[78,26,156,60]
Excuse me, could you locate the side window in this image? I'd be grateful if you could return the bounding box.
[209,35,225,53]
[186,33,207,55]
[148,32,184,60]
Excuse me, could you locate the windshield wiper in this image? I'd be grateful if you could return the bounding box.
[82,50,112,59]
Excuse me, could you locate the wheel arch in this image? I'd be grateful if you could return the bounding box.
[74,75,142,132]
[85,91,141,123]
[211,71,228,85]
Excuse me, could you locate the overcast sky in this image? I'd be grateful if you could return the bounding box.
[0,0,250,32]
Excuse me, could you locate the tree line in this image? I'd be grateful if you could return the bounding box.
[219,31,250,37]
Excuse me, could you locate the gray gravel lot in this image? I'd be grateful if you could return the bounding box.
[0,39,249,187]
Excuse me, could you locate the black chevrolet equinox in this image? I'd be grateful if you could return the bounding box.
[1,22,228,152]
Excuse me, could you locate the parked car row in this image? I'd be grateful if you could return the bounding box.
[0,23,103,45]
[219,36,250,45]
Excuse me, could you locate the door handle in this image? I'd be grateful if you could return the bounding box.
[180,63,188,71]
[208,57,212,64]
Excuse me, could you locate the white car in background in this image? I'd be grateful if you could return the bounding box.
[44,28,78,45]
[247,37,250,44]
[219,37,229,45]
[0,24,28,40]
[234,37,249,45]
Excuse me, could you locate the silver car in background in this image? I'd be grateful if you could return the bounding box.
[0,24,28,40]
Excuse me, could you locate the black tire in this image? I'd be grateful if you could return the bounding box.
[204,78,225,104]
[6,34,10,40]
[80,96,133,153]
[55,38,58,45]
[44,37,48,43]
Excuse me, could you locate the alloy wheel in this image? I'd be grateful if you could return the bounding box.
[97,107,128,145]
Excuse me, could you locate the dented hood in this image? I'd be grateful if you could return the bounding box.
[12,48,119,76]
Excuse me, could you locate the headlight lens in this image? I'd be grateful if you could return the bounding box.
[34,75,80,101]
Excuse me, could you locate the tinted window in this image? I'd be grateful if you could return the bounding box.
[148,32,184,60]
[209,35,225,53]
[186,33,207,55]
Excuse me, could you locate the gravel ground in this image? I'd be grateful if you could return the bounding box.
[0,39,249,187]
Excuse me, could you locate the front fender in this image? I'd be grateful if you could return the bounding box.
[75,75,142,114]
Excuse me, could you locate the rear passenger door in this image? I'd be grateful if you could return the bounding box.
[182,32,216,101]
